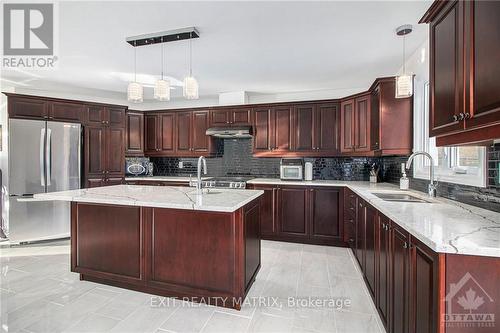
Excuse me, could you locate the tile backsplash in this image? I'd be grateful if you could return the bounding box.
[128,140,500,212]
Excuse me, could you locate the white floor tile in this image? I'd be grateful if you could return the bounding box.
[200,311,251,333]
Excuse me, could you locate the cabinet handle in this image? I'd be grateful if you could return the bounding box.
[464,112,471,119]
[349,238,355,243]
[458,113,465,121]
[453,115,458,122]
[403,242,408,249]
[359,203,362,208]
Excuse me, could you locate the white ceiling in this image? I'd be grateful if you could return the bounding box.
[1,1,431,107]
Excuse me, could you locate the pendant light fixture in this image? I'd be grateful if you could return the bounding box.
[127,41,143,103]
[154,38,171,101]
[183,32,199,100]
[395,24,413,98]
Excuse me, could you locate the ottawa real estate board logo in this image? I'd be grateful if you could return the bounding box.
[444,272,495,329]
[2,2,58,69]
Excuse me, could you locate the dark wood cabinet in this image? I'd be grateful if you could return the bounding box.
[294,104,315,152]
[315,103,340,154]
[253,107,292,155]
[176,110,213,156]
[50,102,84,122]
[176,111,192,155]
[83,107,126,188]
[340,99,355,153]
[210,108,252,127]
[421,0,500,145]
[354,95,371,152]
[376,214,391,332]
[144,113,176,156]
[7,96,48,119]
[355,199,366,267]
[191,111,211,153]
[278,187,308,238]
[248,184,343,246]
[309,187,342,243]
[409,238,439,333]
[125,111,144,156]
[144,114,160,154]
[364,203,377,298]
[391,224,411,333]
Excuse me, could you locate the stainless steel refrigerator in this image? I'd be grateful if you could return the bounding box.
[8,119,81,244]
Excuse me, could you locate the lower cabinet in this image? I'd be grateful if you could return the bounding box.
[364,204,377,298]
[86,177,124,187]
[376,214,391,331]
[391,223,411,333]
[248,184,343,245]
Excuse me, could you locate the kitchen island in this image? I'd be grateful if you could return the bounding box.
[34,185,264,309]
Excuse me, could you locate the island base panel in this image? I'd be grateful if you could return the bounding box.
[71,200,261,310]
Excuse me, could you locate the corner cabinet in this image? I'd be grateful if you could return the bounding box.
[248,184,343,246]
[421,0,500,145]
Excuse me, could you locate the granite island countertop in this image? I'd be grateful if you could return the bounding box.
[34,185,264,213]
[124,176,211,182]
[248,178,500,257]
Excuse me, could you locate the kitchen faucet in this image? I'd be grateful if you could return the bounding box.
[196,156,208,194]
[405,151,437,198]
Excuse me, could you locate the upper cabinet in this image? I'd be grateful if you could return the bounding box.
[7,94,84,122]
[253,106,293,155]
[421,0,500,145]
[209,108,252,127]
[125,111,144,156]
[340,79,413,156]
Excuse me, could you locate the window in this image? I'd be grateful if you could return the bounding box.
[413,82,486,187]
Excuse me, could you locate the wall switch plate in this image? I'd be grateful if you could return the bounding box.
[178,161,183,169]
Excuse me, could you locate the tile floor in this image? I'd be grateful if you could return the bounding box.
[0,240,385,333]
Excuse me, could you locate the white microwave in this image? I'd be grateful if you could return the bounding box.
[280,159,304,180]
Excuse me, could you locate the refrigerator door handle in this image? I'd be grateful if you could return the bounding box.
[40,128,46,187]
[46,128,52,187]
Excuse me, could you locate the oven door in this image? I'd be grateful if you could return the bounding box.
[280,166,303,180]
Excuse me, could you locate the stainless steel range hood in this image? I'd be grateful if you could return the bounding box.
[206,126,253,138]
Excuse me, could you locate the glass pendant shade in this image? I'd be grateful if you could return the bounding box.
[127,82,143,103]
[154,79,170,101]
[395,75,413,98]
[183,76,199,100]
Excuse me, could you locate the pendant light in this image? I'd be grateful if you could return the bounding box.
[154,38,171,101]
[183,32,199,99]
[395,24,413,98]
[127,41,143,103]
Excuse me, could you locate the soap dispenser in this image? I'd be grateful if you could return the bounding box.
[400,163,409,190]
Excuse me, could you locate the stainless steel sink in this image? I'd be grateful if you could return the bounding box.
[372,192,432,203]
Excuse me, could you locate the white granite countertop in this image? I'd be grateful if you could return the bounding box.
[33,185,263,213]
[124,176,211,182]
[248,178,500,257]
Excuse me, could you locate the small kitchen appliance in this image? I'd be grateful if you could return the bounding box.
[304,162,313,181]
[280,158,304,180]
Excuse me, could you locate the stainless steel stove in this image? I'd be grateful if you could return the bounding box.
[197,177,253,189]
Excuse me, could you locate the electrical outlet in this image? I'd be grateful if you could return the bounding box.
[178,161,183,169]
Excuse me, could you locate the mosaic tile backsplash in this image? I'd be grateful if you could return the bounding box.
[128,140,500,212]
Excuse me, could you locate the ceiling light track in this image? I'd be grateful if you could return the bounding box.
[126,27,200,47]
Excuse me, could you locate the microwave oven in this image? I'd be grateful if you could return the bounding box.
[280,158,304,180]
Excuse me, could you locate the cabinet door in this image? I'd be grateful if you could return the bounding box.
[377,215,391,331]
[231,108,252,126]
[50,102,83,122]
[176,112,192,154]
[126,112,144,156]
[85,126,106,177]
[107,107,126,128]
[465,1,500,129]
[364,204,377,298]
[8,97,48,119]
[309,188,341,243]
[391,225,410,333]
[159,113,175,154]
[253,108,272,152]
[354,95,370,152]
[144,114,159,154]
[370,88,380,151]
[86,105,106,126]
[210,110,230,126]
[106,127,125,177]
[252,186,277,237]
[355,199,366,268]
[273,107,292,152]
[315,103,339,154]
[294,104,315,152]
[192,111,211,153]
[429,0,465,136]
[410,239,439,333]
[340,99,355,153]
[278,187,308,238]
